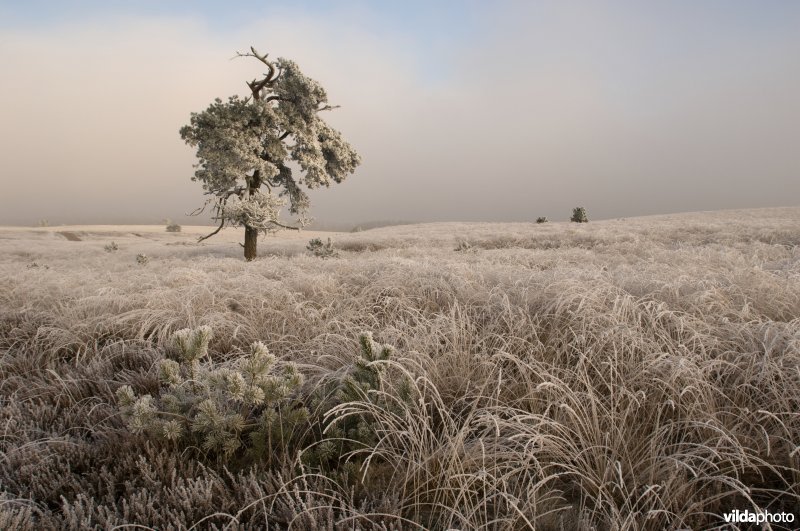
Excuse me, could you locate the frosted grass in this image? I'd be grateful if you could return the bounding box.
[0,206,798,529]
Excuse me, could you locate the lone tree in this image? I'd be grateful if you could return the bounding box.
[180,47,361,260]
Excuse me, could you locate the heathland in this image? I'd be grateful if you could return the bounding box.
[1,207,798,529]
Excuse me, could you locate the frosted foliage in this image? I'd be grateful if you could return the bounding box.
[180,97,281,193]
[179,53,361,232]
[221,192,286,233]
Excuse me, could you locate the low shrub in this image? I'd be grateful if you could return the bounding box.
[116,327,407,471]
[454,240,474,252]
[307,237,338,258]
[116,326,308,464]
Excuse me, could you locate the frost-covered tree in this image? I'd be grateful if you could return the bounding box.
[180,47,361,260]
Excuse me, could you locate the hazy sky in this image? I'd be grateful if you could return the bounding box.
[1,1,798,226]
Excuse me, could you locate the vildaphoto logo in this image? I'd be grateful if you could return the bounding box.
[723,509,795,525]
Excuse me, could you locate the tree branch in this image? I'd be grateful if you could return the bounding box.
[198,218,225,242]
[269,220,302,231]
[236,47,281,98]
[266,95,292,104]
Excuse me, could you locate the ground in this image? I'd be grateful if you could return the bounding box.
[0,208,798,529]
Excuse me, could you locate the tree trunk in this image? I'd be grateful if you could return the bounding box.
[242,168,262,261]
[244,226,258,261]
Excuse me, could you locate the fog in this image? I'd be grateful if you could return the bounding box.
[1,2,798,227]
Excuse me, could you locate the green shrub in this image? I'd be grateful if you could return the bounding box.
[116,326,307,464]
[116,327,409,472]
[307,237,338,258]
[303,332,412,468]
[570,207,589,223]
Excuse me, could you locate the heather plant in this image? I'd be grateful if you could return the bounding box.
[135,253,149,265]
[571,206,589,222]
[307,237,338,258]
[116,326,308,463]
[104,241,119,252]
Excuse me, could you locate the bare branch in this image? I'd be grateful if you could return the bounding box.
[186,196,218,217]
[236,47,280,99]
[268,219,301,231]
[198,218,225,242]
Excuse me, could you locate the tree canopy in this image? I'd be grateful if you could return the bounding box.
[180,47,361,260]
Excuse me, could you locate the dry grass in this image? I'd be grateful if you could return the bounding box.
[0,207,798,529]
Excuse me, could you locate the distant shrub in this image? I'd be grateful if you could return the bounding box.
[136,253,150,265]
[350,225,364,233]
[336,241,386,253]
[454,239,473,252]
[104,242,119,252]
[307,237,338,258]
[536,216,548,224]
[570,207,589,223]
[165,220,182,233]
[27,262,49,269]
[38,219,50,227]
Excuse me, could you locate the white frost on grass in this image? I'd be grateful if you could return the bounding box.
[0,206,798,529]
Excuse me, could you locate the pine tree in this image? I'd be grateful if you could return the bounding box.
[180,47,361,260]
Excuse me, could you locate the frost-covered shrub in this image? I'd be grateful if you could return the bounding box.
[454,239,473,252]
[570,207,589,223]
[104,241,119,252]
[116,326,412,471]
[307,237,338,258]
[536,216,548,224]
[116,326,307,463]
[136,253,149,265]
[304,332,412,468]
[165,220,182,233]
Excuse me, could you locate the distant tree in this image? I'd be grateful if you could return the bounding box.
[180,47,361,260]
[570,207,589,223]
[165,219,182,232]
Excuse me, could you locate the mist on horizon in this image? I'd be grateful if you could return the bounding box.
[1,1,798,227]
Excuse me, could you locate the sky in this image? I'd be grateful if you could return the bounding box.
[0,0,798,226]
